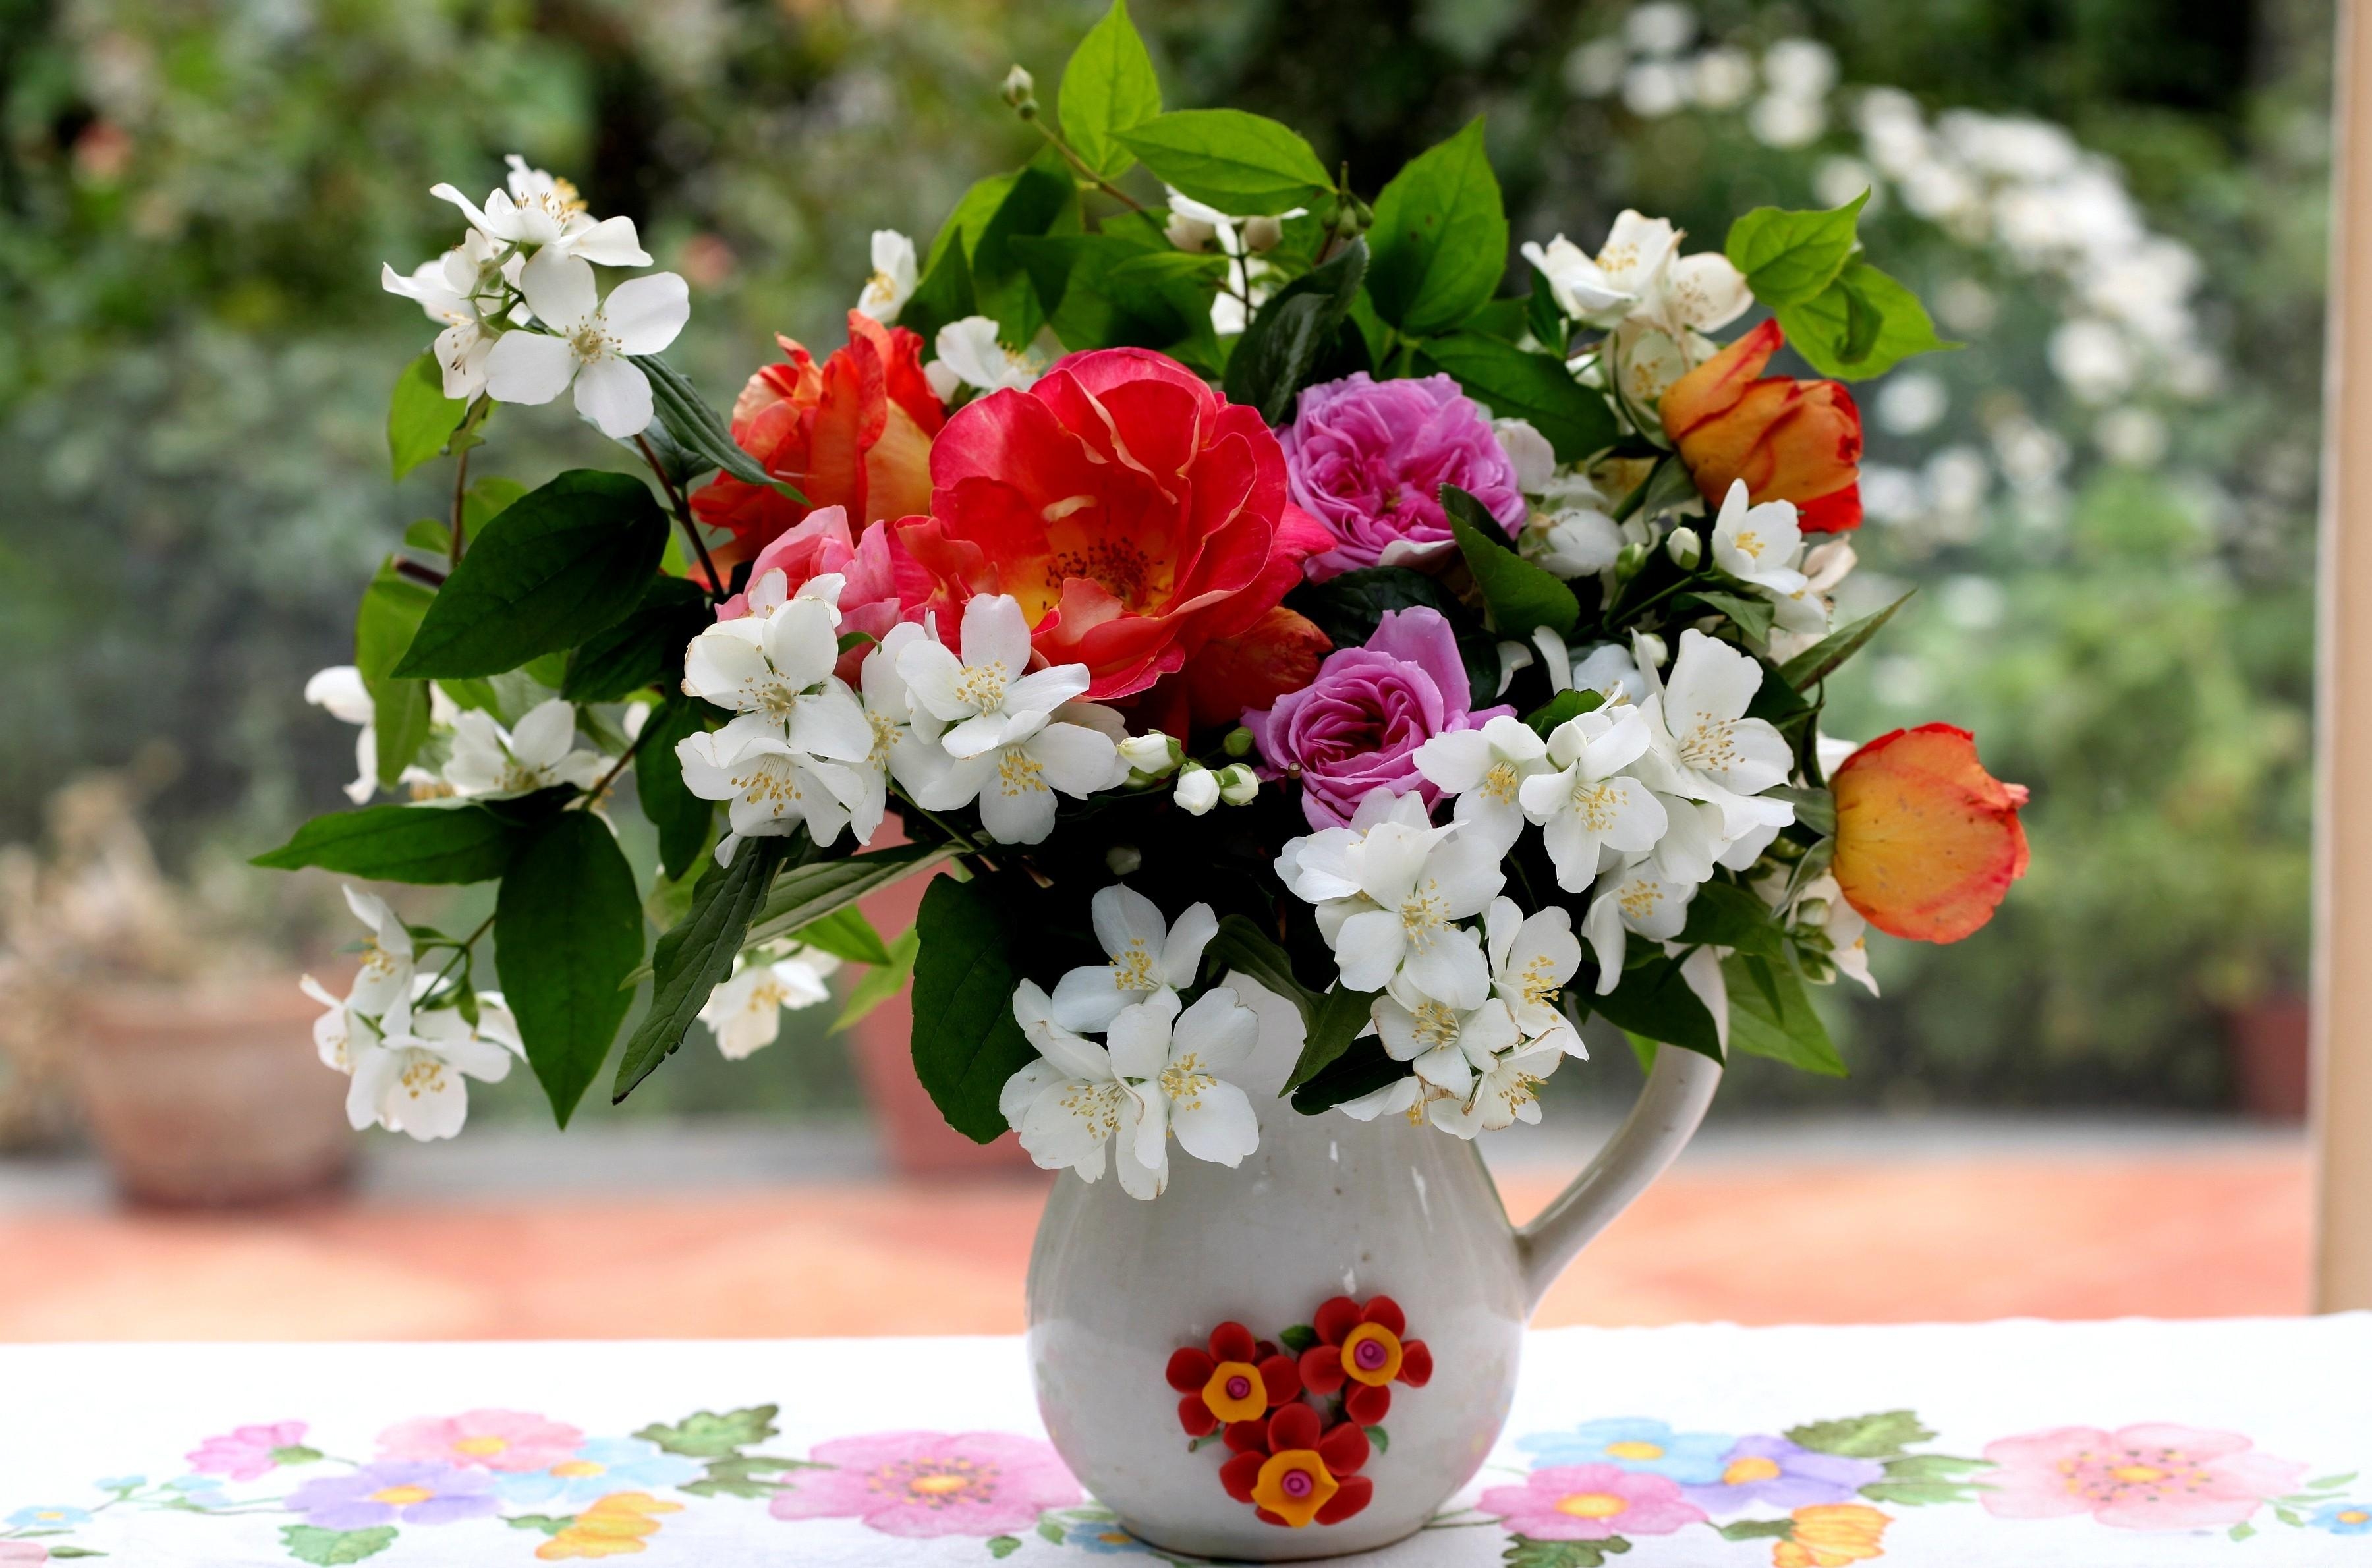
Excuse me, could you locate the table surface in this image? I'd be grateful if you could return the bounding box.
[2,1318,2366,1565]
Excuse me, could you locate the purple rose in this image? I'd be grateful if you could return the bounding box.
[1249,607,1509,828]
[284,1461,498,1530]
[1679,1436,1886,1515]
[1281,372,1528,582]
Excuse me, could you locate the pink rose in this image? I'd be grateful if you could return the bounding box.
[1981,1422,2307,1531]
[715,503,902,681]
[1247,606,1507,828]
[1282,372,1527,581]
[770,1430,1080,1538]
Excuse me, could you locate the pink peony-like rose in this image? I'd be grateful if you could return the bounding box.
[376,1409,584,1475]
[1282,372,1527,582]
[1479,1462,1709,1541]
[1981,1422,2307,1532]
[769,1430,1081,1538]
[1247,606,1507,829]
[186,1420,310,1483]
[714,503,902,681]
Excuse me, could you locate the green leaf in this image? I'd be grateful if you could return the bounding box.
[1786,1410,1934,1459]
[633,697,715,884]
[1859,1478,1991,1506]
[45,1552,107,1561]
[1363,1424,1389,1454]
[743,841,957,947]
[1725,194,1867,308]
[1525,265,1569,355]
[1278,1323,1318,1353]
[1776,262,1954,381]
[1222,238,1367,424]
[677,1454,819,1499]
[2228,1522,2257,1542]
[1715,1519,1795,1540]
[1117,109,1333,215]
[911,875,1040,1142]
[614,837,793,1103]
[388,354,466,481]
[1764,783,1836,837]
[1205,914,1318,1022]
[635,354,794,495]
[1287,565,1499,708]
[1289,1036,1410,1114]
[279,1525,397,1565]
[900,225,979,348]
[271,1445,325,1466]
[2307,1472,2361,1490]
[393,470,669,679]
[971,154,1080,347]
[506,1515,575,1536]
[635,1404,780,1457]
[252,803,519,883]
[1676,880,1788,959]
[1501,1537,1631,1567]
[793,904,893,966]
[1879,1453,1993,1480]
[563,576,711,702]
[1524,687,1603,737]
[987,1536,1022,1559]
[1285,984,1382,1094]
[1058,0,1162,179]
[1021,232,1222,369]
[1367,117,1506,337]
[926,171,1020,271]
[1588,953,1721,1059]
[355,561,436,787]
[1444,484,1580,638]
[834,926,920,1032]
[1037,1517,1067,1545]
[498,811,646,1126]
[1778,590,1914,689]
[1415,331,1619,463]
[1678,589,1775,642]
[1722,953,1845,1077]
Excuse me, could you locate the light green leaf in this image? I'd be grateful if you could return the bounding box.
[635,1404,780,1457]
[910,875,1040,1143]
[1725,194,1867,308]
[1786,1410,1934,1459]
[1776,262,1955,380]
[1414,331,1620,462]
[1676,881,1788,960]
[497,810,646,1127]
[1444,484,1581,638]
[388,354,466,481]
[1778,590,1914,690]
[355,562,434,787]
[792,904,893,967]
[251,803,519,884]
[1058,0,1162,179]
[1722,953,1846,1077]
[987,1536,1022,1560]
[1116,109,1332,215]
[743,841,957,947]
[834,926,920,1032]
[1366,117,1507,337]
[614,836,795,1104]
[280,1525,397,1565]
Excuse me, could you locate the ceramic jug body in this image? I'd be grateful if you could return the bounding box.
[1024,976,1720,1561]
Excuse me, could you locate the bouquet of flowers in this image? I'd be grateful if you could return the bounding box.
[262,3,2029,1185]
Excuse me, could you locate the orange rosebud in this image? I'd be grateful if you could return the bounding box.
[1662,318,1863,532]
[1830,723,2029,943]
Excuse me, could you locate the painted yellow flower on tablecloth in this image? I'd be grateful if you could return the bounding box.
[536,1492,684,1560]
[1774,1501,1891,1567]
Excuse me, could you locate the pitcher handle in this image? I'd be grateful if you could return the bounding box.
[1514,1044,1722,1312]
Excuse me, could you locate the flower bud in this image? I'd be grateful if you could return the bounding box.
[1173,762,1219,815]
[1165,211,1218,253]
[1222,725,1257,758]
[1119,732,1181,777]
[1241,215,1283,253]
[1106,844,1144,876]
[1002,65,1038,115]
[1216,764,1259,805]
[1634,631,1668,670]
[1665,525,1702,569]
[1614,540,1651,582]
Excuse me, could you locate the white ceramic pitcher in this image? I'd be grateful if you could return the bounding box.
[1025,972,1722,1561]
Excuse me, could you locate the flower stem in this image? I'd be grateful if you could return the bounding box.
[449,440,472,566]
[1030,119,1147,213]
[889,785,1000,876]
[635,432,727,602]
[582,721,653,808]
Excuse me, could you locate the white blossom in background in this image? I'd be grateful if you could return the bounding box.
[304,666,383,805]
[856,229,917,323]
[926,317,1052,400]
[700,947,842,1059]
[1107,986,1262,1199]
[442,698,605,798]
[1049,884,1218,1032]
[344,978,524,1142]
[1518,703,1666,893]
[299,886,417,1070]
[483,250,689,438]
[1413,714,1554,855]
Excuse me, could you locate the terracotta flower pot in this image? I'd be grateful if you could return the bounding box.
[72,980,353,1206]
[2224,997,2309,1121]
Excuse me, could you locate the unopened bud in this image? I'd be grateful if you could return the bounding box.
[1106,844,1144,876]
[1002,65,1038,115]
[1216,764,1259,805]
[1173,762,1219,815]
[1614,540,1651,582]
[1665,525,1701,569]
[1242,215,1283,253]
[1634,631,1668,670]
[1165,212,1217,253]
[1222,725,1256,758]
[1119,732,1181,776]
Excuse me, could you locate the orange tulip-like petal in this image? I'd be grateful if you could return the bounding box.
[1831,724,2029,943]
[1662,318,1863,533]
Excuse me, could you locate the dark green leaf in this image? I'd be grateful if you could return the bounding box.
[1525,687,1603,737]
[1289,1036,1409,1115]
[1058,0,1162,180]
[497,811,646,1127]
[1021,232,1222,369]
[1676,880,1788,959]
[1724,194,1867,308]
[1678,589,1776,641]
[635,354,794,495]
[1723,953,1844,1077]
[1205,914,1317,1025]
[1117,109,1333,215]
[1278,1323,1318,1352]
[563,576,712,702]
[393,470,669,679]
[834,926,920,1032]
[1776,262,1955,381]
[793,904,893,966]
[635,1404,779,1457]
[1587,953,1722,1059]
[1525,265,1569,355]
[971,154,1080,347]
[911,875,1040,1143]
[45,1552,107,1561]
[388,354,466,481]
[252,804,519,883]
[743,841,958,947]
[635,696,716,883]
[1461,297,1528,340]
[1416,330,1619,463]
[1785,1410,1934,1459]
[1222,238,1367,425]
[1779,590,1914,688]
[281,1525,397,1565]
[1284,984,1383,1094]
[1716,1519,1796,1540]
[1367,117,1507,337]
[1445,484,1580,638]
[613,836,794,1103]
[355,562,435,787]
[900,227,979,349]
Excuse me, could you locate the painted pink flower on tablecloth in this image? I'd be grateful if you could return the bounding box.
[1981,1422,2307,1530]
[0,1543,49,1563]
[769,1430,1082,1538]
[1479,1461,1709,1541]
[376,1409,584,1474]
[186,1420,310,1483]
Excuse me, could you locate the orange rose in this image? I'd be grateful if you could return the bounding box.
[1662,318,1863,532]
[690,309,944,576]
[1830,723,2029,942]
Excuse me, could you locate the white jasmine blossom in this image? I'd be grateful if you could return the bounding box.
[699,948,841,1059]
[305,665,382,805]
[430,161,652,267]
[1431,1033,1572,1137]
[1582,864,1697,994]
[856,229,918,323]
[1372,988,1518,1096]
[298,886,418,1069]
[675,726,867,859]
[442,698,605,798]
[1632,630,1798,839]
[379,228,520,400]
[1215,763,1259,805]
[1414,714,1556,854]
[1484,897,1586,1055]
[343,977,523,1142]
[1108,986,1262,1199]
[926,316,1050,400]
[482,250,689,438]
[1050,884,1218,1032]
[897,595,1091,758]
[1325,818,1504,1008]
[1523,211,1680,323]
[1000,981,1158,1196]
[1273,788,1432,945]
[1708,480,1809,596]
[680,578,873,765]
[1517,703,1667,893]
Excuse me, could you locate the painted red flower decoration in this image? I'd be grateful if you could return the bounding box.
[1166,1322,1303,1439]
[1297,1295,1432,1426]
[1217,1402,1373,1528]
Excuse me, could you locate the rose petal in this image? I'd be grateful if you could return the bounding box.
[1832,723,2030,942]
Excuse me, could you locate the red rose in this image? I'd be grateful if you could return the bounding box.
[894,347,1333,702]
[691,310,945,578]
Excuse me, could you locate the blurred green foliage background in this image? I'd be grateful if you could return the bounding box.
[0,0,2332,1117]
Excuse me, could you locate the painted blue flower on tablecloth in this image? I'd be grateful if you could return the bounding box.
[4,1505,88,1529]
[1680,1434,1886,1514]
[1063,1518,1158,1554]
[1519,1418,1736,1484]
[495,1436,704,1509]
[2313,1501,2372,1534]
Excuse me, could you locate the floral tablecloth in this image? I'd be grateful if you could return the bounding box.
[3,1318,2367,1566]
